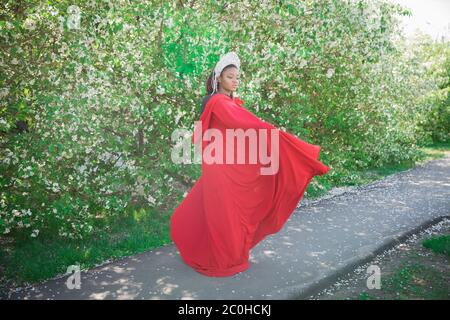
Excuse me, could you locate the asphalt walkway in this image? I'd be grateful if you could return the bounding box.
[7,153,450,300]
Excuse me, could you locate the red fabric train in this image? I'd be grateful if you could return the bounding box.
[170,93,330,277]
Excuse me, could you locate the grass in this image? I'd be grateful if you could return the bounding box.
[0,206,172,294]
[358,141,449,183]
[380,263,449,300]
[356,232,450,300]
[1,141,449,294]
[358,292,377,300]
[422,235,450,257]
[305,140,450,200]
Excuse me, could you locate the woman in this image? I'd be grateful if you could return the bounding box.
[170,52,330,277]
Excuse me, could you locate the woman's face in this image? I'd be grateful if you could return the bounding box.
[219,67,240,92]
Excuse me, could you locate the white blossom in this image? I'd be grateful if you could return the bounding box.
[326,68,335,78]
[147,194,156,205]
[156,86,165,95]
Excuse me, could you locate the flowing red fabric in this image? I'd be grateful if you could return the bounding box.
[170,93,330,277]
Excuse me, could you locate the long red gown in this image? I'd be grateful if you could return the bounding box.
[170,93,330,277]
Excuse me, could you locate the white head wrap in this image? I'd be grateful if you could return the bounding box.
[211,51,241,94]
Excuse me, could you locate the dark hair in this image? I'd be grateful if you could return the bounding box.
[200,64,238,114]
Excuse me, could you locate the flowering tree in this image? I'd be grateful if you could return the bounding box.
[0,0,448,240]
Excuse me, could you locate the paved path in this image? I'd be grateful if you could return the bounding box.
[6,153,450,300]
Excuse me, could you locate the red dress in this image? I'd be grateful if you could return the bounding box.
[170,93,330,277]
